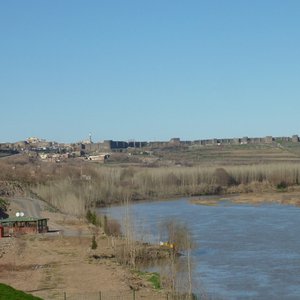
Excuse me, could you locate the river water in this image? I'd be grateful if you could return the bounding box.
[100,198,300,299]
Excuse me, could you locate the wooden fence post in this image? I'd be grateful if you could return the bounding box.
[64,291,66,300]
[99,291,102,300]
[133,289,136,300]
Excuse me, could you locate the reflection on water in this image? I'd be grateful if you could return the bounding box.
[100,199,300,300]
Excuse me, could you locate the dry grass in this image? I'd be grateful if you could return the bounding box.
[2,151,300,215]
[29,162,300,217]
[191,186,300,206]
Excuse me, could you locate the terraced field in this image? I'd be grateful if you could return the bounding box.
[153,143,300,166]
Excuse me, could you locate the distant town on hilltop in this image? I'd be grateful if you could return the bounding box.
[0,134,300,163]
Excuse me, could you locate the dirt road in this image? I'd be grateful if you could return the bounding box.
[11,197,46,218]
[9,197,89,237]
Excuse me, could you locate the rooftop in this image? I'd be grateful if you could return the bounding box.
[0,216,48,223]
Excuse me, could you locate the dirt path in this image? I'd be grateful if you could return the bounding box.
[11,197,45,218]
[9,197,89,237]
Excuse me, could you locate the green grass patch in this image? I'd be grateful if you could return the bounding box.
[0,283,43,300]
[148,272,161,289]
[132,270,161,289]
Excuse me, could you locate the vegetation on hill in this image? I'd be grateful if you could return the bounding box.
[1,143,300,215]
[30,162,300,215]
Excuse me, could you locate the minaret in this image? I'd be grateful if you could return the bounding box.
[89,133,92,144]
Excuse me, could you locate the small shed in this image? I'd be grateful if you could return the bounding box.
[0,216,48,237]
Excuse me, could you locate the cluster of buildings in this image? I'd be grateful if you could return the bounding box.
[77,134,300,152]
[0,135,299,162]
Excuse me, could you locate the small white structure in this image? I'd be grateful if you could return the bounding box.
[87,154,110,161]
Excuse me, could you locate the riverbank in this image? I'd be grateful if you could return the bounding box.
[190,187,300,206]
[0,198,169,300]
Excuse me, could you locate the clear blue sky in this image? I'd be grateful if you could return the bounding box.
[1,1,300,143]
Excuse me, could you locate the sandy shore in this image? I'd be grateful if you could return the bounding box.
[190,189,300,206]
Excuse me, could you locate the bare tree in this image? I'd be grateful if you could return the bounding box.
[159,219,195,298]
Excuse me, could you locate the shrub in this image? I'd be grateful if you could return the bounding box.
[213,168,236,186]
[277,181,288,191]
[86,209,97,225]
[0,198,8,211]
[91,235,97,250]
[105,219,121,237]
[0,198,8,218]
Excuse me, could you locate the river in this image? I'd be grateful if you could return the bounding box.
[100,198,300,300]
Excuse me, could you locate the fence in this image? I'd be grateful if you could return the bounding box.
[58,290,201,300]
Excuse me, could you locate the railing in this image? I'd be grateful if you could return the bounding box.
[57,290,202,300]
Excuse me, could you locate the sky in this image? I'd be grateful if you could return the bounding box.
[1,1,300,143]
